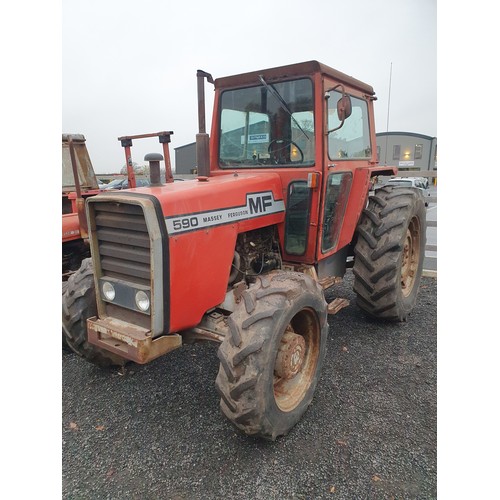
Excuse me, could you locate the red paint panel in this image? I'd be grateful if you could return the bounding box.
[168,224,237,331]
[62,213,81,243]
[139,173,286,332]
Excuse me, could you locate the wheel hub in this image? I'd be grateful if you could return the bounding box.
[274,329,306,380]
[400,218,420,298]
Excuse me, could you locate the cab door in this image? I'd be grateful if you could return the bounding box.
[317,85,374,262]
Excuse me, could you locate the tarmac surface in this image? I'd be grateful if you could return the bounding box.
[62,270,437,499]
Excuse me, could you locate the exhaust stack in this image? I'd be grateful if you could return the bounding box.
[144,153,163,186]
[196,70,214,178]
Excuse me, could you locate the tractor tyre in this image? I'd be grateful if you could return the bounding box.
[62,281,71,352]
[353,185,426,322]
[215,271,328,440]
[62,258,125,368]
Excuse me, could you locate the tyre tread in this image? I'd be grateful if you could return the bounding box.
[215,271,328,440]
[352,186,426,321]
[62,258,125,367]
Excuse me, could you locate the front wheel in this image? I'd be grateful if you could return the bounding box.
[62,258,125,368]
[215,271,328,440]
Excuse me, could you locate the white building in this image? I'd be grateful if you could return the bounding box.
[376,132,437,172]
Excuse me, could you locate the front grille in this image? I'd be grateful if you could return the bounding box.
[93,202,151,286]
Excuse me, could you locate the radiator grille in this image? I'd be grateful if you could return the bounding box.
[93,202,151,286]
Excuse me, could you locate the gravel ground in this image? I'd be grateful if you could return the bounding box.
[62,270,437,499]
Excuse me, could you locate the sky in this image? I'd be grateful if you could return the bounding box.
[62,0,437,174]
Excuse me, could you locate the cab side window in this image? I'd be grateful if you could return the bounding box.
[327,91,371,160]
[285,181,311,255]
[321,172,352,252]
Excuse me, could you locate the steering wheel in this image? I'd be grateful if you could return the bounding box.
[268,139,304,164]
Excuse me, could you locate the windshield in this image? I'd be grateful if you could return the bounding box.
[62,141,99,191]
[219,78,315,167]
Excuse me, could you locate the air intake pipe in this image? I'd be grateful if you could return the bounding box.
[144,152,163,186]
[196,69,214,178]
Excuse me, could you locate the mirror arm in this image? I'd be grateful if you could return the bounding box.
[325,84,346,133]
[326,120,346,135]
[326,83,345,95]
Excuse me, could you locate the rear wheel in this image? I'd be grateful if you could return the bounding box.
[215,271,328,440]
[62,258,125,367]
[353,186,426,321]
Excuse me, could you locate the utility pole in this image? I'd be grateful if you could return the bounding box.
[384,62,393,165]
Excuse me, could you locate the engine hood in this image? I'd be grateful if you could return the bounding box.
[87,171,287,335]
[103,172,286,236]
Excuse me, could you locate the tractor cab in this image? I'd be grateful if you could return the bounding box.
[62,134,100,215]
[205,61,395,270]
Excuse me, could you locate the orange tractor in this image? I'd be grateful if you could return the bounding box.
[62,134,103,280]
[62,133,160,279]
[62,61,426,440]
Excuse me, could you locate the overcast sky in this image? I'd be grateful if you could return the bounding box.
[62,0,436,174]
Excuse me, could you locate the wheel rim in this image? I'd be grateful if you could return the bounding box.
[273,308,320,412]
[401,215,421,297]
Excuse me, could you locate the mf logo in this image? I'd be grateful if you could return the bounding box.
[249,194,273,214]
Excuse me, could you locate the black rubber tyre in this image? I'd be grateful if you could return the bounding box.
[62,258,125,368]
[62,281,71,352]
[353,186,426,322]
[215,271,328,440]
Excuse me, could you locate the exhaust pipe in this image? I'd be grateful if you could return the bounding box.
[196,70,214,178]
[144,152,163,186]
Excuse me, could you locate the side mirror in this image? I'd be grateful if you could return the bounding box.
[337,95,352,121]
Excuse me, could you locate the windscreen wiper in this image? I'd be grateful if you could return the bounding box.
[258,75,310,141]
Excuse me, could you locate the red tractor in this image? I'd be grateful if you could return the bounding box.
[62,134,103,280]
[62,132,158,280]
[62,61,426,440]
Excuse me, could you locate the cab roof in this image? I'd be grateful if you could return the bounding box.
[214,60,375,96]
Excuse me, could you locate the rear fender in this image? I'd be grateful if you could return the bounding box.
[335,166,397,252]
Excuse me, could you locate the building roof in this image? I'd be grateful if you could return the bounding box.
[174,141,196,151]
[376,131,436,141]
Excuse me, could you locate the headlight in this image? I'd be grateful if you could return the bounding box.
[135,290,150,312]
[99,278,151,315]
[102,281,116,301]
